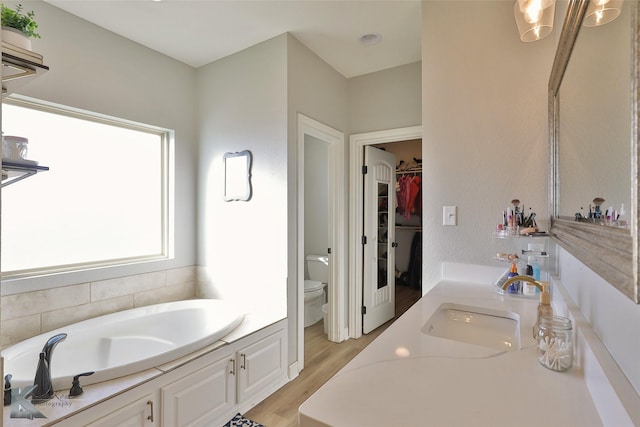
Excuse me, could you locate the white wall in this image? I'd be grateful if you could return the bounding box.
[286,34,348,355]
[558,248,640,395]
[421,0,552,292]
[1,1,197,293]
[348,62,422,134]
[196,35,288,320]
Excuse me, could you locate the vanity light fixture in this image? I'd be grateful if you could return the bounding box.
[513,0,556,42]
[583,0,623,27]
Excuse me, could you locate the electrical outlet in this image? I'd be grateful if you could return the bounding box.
[443,206,457,226]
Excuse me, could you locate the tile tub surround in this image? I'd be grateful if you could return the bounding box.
[0,266,197,346]
[299,278,640,427]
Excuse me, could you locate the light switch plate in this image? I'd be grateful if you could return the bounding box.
[443,206,457,226]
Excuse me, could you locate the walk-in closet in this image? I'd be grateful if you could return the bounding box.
[373,139,422,293]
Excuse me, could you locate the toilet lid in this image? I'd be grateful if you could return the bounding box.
[304,280,324,292]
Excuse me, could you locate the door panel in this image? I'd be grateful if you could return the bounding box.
[363,146,396,334]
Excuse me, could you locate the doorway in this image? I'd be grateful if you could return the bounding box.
[348,126,423,339]
[297,114,345,372]
[372,139,423,288]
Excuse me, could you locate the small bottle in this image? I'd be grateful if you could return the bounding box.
[532,263,541,282]
[532,263,542,296]
[618,203,628,227]
[506,263,520,294]
[522,264,537,296]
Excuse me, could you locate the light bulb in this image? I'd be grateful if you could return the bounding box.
[525,0,543,23]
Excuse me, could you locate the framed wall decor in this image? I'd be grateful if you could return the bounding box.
[223,150,252,201]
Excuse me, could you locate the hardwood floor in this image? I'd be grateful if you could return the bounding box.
[244,284,422,427]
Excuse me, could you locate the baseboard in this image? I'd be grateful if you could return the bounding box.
[288,361,299,380]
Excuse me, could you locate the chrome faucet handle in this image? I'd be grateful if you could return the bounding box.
[69,371,94,397]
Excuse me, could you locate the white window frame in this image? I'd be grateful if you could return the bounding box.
[1,95,174,285]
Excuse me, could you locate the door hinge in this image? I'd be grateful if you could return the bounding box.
[362,306,367,315]
[362,235,367,245]
[328,248,331,254]
[362,165,368,174]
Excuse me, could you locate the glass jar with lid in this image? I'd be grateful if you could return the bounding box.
[537,315,573,372]
[2,135,28,160]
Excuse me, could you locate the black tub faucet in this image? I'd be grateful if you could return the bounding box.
[32,333,67,402]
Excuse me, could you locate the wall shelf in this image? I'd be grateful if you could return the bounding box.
[2,49,49,97]
[2,159,49,187]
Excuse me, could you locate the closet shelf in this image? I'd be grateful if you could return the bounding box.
[2,159,50,187]
[396,226,422,230]
[396,167,422,175]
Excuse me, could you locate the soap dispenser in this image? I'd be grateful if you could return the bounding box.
[533,282,552,338]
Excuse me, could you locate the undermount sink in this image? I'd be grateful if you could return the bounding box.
[421,303,520,351]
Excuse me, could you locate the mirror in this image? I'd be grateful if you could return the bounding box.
[223,150,252,201]
[549,0,639,302]
[558,1,631,223]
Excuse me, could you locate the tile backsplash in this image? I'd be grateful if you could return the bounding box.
[0,266,197,347]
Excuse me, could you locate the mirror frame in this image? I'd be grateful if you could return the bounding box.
[549,0,639,303]
[223,150,253,202]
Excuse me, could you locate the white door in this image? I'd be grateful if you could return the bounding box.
[363,146,396,334]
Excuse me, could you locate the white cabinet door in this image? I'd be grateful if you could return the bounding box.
[86,394,156,427]
[237,329,286,406]
[162,352,235,427]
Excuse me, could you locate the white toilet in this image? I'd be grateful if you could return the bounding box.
[304,254,328,327]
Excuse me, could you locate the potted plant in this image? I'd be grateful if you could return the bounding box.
[1,3,40,50]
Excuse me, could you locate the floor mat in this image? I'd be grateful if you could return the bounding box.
[223,413,266,427]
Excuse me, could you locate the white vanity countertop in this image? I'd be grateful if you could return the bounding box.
[298,281,602,427]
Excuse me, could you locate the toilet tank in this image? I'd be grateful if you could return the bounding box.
[306,255,329,283]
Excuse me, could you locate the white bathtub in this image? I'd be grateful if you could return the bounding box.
[2,299,244,391]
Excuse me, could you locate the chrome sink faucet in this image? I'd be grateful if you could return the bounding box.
[32,333,67,402]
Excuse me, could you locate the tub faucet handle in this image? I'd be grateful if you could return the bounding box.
[69,371,94,397]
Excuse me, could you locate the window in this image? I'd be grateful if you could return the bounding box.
[1,97,172,277]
